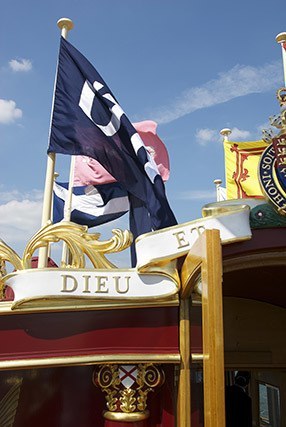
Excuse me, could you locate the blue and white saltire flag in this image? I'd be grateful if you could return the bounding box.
[53,182,129,228]
[48,37,177,264]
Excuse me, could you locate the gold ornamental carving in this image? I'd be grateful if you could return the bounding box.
[0,222,133,297]
[24,222,133,269]
[93,363,165,421]
[0,222,132,271]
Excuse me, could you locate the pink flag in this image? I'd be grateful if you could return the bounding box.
[74,155,116,186]
[133,121,170,182]
[73,121,170,186]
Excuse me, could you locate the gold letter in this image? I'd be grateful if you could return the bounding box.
[61,275,78,293]
[114,276,130,294]
[190,225,205,236]
[95,276,109,293]
[82,275,91,293]
[173,231,189,249]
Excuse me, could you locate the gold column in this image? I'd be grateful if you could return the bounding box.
[177,298,191,427]
[201,230,225,427]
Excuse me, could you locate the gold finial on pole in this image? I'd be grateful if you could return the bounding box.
[275,32,286,44]
[220,128,232,142]
[276,32,286,87]
[57,18,74,39]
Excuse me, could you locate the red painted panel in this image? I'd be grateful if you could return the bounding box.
[0,365,176,427]
[0,366,105,427]
[190,305,202,354]
[221,228,286,308]
[222,228,286,258]
[0,307,179,361]
[223,265,286,308]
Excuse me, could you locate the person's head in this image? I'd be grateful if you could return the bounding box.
[234,371,250,388]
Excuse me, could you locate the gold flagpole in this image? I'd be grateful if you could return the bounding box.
[38,18,74,269]
[276,32,286,86]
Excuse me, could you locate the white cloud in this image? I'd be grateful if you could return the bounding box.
[0,189,42,204]
[178,190,216,201]
[151,61,281,124]
[0,190,43,203]
[195,128,219,145]
[230,127,251,140]
[0,99,22,124]
[196,127,251,145]
[0,190,42,256]
[9,58,32,72]
[0,199,42,247]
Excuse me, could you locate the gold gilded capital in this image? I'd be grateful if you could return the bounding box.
[93,363,165,421]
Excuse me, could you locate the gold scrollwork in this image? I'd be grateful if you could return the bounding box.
[96,365,121,389]
[93,363,165,422]
[137,363,164,389]
[0,241,23,298]
[23,222,133,269]
[93,365,121,412]
[0,222,133,276]
[0,240,22,272]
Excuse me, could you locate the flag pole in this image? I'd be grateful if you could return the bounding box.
[56,19,77,266]
[276,32,286,86]
[38,18,74,269]
[213,179,222,202]
[218,128,231,204]
[61,154,76,266]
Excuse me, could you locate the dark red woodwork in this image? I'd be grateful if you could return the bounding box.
[0,365,176,427]
[190,305,202,354]
[222,228,286,308]
[0,366,105,427]
[0,307,179,362]
[222,227,286,257]
[223,265,286,308]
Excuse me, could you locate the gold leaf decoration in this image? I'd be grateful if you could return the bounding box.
[93,365,121,412]
[23,222,133,269]
[105,389,118,412]
[0,240,22,272]
[119,388,137,413]
[0,241,22,298]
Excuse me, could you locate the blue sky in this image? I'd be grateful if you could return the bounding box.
[1,0,286,266]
